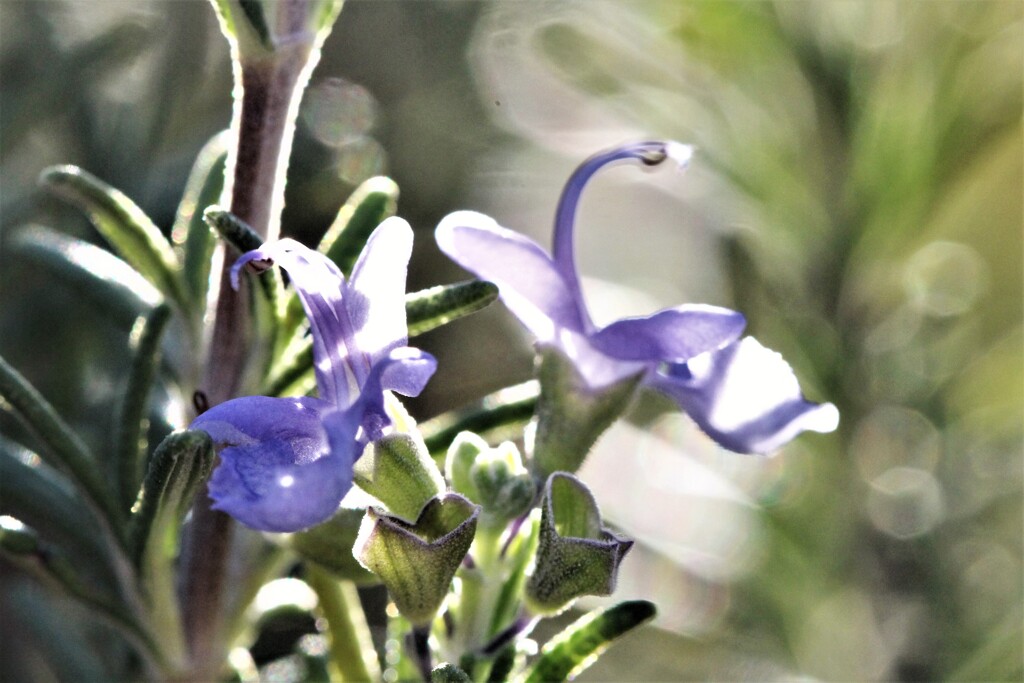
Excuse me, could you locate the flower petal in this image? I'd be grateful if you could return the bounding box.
[235,239,354,407]
[347,218,414,365]
[436,211,585,341]
[351,347,438,442]
[590,304,746,363]
[192,396,353,532]
[649,337,839,455]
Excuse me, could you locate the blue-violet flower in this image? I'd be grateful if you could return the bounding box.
[436,141,837,455]
[192,218,437,532]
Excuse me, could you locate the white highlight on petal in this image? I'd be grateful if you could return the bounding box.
[664,141,694,168]
[688,337,838,453]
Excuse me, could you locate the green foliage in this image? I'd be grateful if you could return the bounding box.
[39,166,190,314]
[175,132,229,314]
[319,175,399,276]
[523,600,656,683]
[0,354,122,536]
[406,280,499,338]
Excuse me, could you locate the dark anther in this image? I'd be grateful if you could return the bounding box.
[193,390,210,415]
[247,258,273,274]
[639,147,669,166]
[443,610,456,638]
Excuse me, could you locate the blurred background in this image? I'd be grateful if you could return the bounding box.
[1,1,1021,680]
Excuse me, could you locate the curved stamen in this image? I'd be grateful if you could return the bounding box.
[551,140,693,331]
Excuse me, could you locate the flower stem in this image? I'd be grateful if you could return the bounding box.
[306,564,379,682]
[180,15,328,681]
[179,493,234,681]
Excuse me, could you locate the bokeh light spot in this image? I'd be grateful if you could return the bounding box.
[867,467,945,539]
[903,241,987,317]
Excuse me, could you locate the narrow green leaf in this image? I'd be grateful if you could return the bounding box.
[320,176,399,276]
[407,280,499,337]
[523,601,657,683]
[130,429,215,567]
[129,429,215,668]
[276,176,401,338]
[0,354,121,534]
[203,205,263,252]
[39,165,189,311]
[3,579,114,682]
[0,437,116,588]
[13,226,162,325]
[422,382,540,457]
[174,132,229,312]
[116,304,174,514]
[0,519,164,668]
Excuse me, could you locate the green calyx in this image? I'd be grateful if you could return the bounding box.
[529,346,642,479]
[525,473,633,616]
[355,493,480,626]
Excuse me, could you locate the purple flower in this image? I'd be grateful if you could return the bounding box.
[192,218,437,532]
[436,141,837,456]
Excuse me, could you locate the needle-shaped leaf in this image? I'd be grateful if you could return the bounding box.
[39,165,189,312]
[2,579,112,682]
[13,227,162,325]
[129,429,215,667]
[174,132,229,313]
[406,280,499,338]
[0,353,121,534]
[115,303,174,514]
[522,600,656,683]
[0,518,163,667]
[203,205,263,253]
[422,382,540,457]
[130,429,215,567]
[204,206,283,306]
[0,436,116,588]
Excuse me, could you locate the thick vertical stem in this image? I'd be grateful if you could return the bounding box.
[203,45,313,405]
[180,26,324,683]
